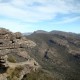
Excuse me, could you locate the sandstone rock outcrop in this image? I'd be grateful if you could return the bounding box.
[0,28,36,59]
[0,28,39,80]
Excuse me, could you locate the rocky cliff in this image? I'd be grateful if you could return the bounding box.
[0,28,40,80]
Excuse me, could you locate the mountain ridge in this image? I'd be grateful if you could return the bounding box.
[0,28,80,80]
[25,30,80,80]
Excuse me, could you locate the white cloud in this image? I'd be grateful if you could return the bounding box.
[0,0,80,23]
[0,19,35,32]
[54,16,80,24]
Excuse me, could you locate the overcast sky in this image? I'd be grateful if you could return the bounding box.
[0,0,80,33]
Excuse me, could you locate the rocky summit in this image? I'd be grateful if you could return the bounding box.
[0,28,40,80]
[0,28,36,58]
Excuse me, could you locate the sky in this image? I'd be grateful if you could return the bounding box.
[0,0,80,33]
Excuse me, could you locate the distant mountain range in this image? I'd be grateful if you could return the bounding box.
[23,32,32,35]
[25,30,80,80]
[24,30,80,34]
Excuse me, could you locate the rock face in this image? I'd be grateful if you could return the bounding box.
[0,55,8,68]
[0,28,39,80]
[0,28,36,59]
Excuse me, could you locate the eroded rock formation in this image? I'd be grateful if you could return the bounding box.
[0,28,40,80]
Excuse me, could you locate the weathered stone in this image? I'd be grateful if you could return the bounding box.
[14,32,22,39]
[0,55,8,69]
[0,28,39,80]
[0,28,10,35]
[0,28,36,51]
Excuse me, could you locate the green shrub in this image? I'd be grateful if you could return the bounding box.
[22,69,55,80]
[7,66,23,80]
[7,55,16,63]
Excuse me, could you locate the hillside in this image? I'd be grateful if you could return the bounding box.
[0,28,80,80]
[25,30,80,80]
[0,28,54,80]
